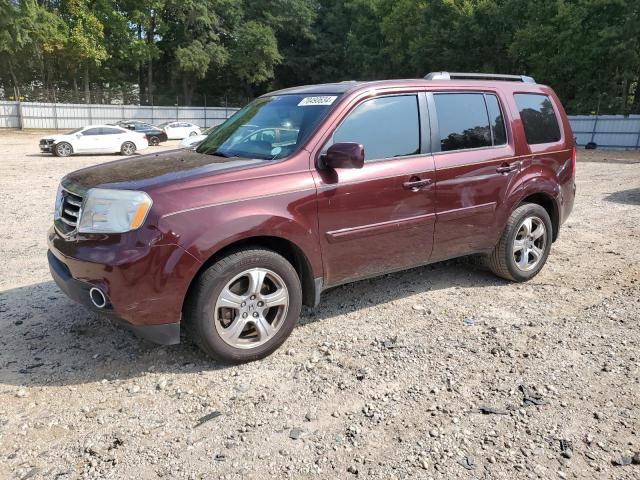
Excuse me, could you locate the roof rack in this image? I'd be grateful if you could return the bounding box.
[424,71,536,84]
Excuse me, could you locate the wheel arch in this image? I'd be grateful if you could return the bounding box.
[515,191,560,242]
[181,235,318,318]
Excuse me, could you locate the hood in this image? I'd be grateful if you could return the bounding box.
[42,134,68,142]
[61,149,266,193]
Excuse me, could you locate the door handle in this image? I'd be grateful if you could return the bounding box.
[496,161,521,174]
[403,178,433,191]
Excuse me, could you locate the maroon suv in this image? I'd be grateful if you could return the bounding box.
[48,72,576,362]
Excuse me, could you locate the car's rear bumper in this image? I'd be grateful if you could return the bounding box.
[47,227,202,345]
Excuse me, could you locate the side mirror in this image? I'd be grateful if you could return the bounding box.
[321,142,364,169]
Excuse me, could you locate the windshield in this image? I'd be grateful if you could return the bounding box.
[65,128,83,135]
[157,122,171,128]
[196,94,340,160]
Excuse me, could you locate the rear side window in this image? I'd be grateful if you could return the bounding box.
[82,128,101,136]
[101,127,123,135]
[434,93,492,151]
[515,94,561,144]
[333,95,420,162]
[485,95,507,146]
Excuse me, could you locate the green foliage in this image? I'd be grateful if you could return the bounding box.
[1,0,639,113]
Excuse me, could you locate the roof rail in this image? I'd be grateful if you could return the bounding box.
[424,71,536,84]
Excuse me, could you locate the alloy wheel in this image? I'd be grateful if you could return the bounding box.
[214,268,289,349]
[512,216,546,271]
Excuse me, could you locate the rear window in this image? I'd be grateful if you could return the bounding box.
[434,93,492,151]
[515,94,561,144]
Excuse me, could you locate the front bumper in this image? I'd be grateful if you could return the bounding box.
[40,142,54,153]
[48,250,180,344]
[47,227,201,345]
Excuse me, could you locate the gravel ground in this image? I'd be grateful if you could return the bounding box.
[0,130,639,480]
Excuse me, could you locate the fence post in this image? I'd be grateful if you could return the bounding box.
[204,95,207,128]
[590,115,598,143]
[151,95,154,125]
[176,96,179,121]
[635,125,640,150]
[16,101,23,130]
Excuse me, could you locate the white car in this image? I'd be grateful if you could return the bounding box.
[39,125,148,157]
[157,121,201,139]
[178,125,217,149]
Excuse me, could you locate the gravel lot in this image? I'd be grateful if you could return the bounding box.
[1,130,639,479]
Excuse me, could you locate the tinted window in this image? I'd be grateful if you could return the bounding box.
[515,94,561,144]
[434,93,491,151]
[333,95,420,161]
[101,127,124,135]
[485,95,507,145]
[82,128,101,136]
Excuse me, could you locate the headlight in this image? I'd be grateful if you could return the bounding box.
[54,184,63,220]
[78,188,153,234]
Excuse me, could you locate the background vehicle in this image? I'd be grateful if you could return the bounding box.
[114,121,168,146]
[40,125,148,157]
[157,121,201,139]
[179,125,217,149]
[48,73,575,363]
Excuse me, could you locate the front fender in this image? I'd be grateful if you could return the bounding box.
[157,190,323,279]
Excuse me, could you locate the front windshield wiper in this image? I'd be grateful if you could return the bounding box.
[207,150,231,158]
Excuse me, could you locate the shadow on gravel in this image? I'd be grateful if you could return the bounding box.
[604,187,640,206]
[0,258,504,387]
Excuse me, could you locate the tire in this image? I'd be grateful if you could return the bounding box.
[54,142,73,157]
[189,131,198,137]
[184,248,302,363]
[148,136,160,146]
[120,141,136,156]
[484,203,552,282]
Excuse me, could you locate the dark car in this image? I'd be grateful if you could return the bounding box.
[48,72,576,362]
[115,120,168,146]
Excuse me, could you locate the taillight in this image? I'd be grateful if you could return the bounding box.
[571,145,576,177]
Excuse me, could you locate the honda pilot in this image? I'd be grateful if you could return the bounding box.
[48,72,576,362]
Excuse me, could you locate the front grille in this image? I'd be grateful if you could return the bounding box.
[58,189,83,234]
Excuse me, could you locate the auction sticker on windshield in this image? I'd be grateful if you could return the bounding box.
[298,96,337,106]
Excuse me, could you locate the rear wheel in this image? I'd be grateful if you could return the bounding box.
[485,203,552,282]
[54,142,73,157]
[120,141,136,156]
[148,136,160,146]
[185,248,302,363]
[189,131,198,137]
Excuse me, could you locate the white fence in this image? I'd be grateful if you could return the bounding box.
[0,101,239,130]
[2,101,639,150]
[568,115,640,150]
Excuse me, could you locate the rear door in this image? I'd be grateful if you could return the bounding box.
[314,93,436,287]
[429,91,519,261]
[100,127,126,152]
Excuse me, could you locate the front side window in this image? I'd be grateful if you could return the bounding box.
[434,93,491,151]
[197,94,340,160]
[515,93,561,144]
[331,95,420,162]
[82,128,101,136]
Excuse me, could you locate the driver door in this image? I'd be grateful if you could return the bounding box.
[313,93,436,287]
[75,128,103,153]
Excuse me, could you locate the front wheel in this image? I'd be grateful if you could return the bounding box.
[184,248,302,363]
[54,142,73,157]
[120,141,136,156]
[189,131,198,137]
[484,203,552,282]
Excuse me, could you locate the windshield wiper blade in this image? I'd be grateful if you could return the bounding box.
[209,150,231,157]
